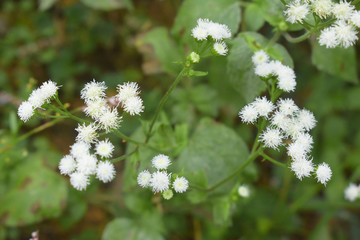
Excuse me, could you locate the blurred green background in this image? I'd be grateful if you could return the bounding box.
[1,0,360,239]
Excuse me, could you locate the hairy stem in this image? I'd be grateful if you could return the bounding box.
[110,147,139,163]
[261,152,287,168]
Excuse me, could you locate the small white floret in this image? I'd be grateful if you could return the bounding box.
[239,104,258,124]
[318,27,339,48]
[80,80,107,103]
[28,88,46,108]
[70,141,90,159]
[150,171,170,193]
[297,109,316,131]
[152,154,171,170]
[75,123,98,143]
[252,50,269,66]
[173,176,189,193]
[76,154,98,175]
[192,26,208,40]
[344,183,360,202]
[316,163,332,185]
[95,139,114,158]
[70,171,90,191]
[254,63,273,77]
[238,185,250,198]
[350,10,360,28]
[96,161,116,183]
[84,99,107,120]
[277,98,299,115]
[137,170,152,188]
[59,155,76,175]
[213,42,228,56]
[333,21,358,48]
[18,101,34,122]
[260,128,283,150]
[332,1,354,20]
[97,107,122,132]
[290,158,314,180]
[275,65,296,92]
[116,82,140,102]
[40,80,59,101]
[285,1,309,24]
[312,0,333,19]
[207,22,231,41]
[253,96,274,118]
[123,96,144,116]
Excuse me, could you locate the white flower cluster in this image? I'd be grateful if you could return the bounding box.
[17,80,59,122]
[284,0,360,48]
[191,18,231,56]
[253,50,296,92]
[59,139,116,191]
[137,154,189,199]
[344,183,360,201]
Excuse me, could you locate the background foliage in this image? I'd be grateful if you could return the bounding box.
[0,0,360,239]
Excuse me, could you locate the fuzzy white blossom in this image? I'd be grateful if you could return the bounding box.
[294,132,313,151]
[116,82,140,102]
[152,154,171,170]
[84,99,107,119]
[318,27,339,48]
[344,183,360,202]
[96,161,116,183]
[59,155,76,175]
[213,42,228,56]
[290,158,314,180]
[191,26,208,40]
[253,97,274,118]
[70,172,90,191]
[285,1,309,24]
[97,107,122,132]
[333,21,358,48]
[312,0,333,19]
[316,163,332,185]
[70,141,90,159]
[150,171,170,193]
[254,63,273,77]
[332,1,354,20]
[80,80,107,103]
[173,177,189,193]
[28,89,46,108]
[239,104,258,124]
[40,80,59,101]
[260,128,283,150]
[287,141,309,160]
[18,101,34,122]
[276,65,296,92]
[191,18,231,41]
[123,96,144,116]
[137,170,152,188]
[350,10,360,28]
[277,98,299,115]
[75,123,98,143]
[238,185,250,198]
[162,189,174,200]
[252,50,269,66]
[297,109,316,131]
[95,139,114,158]
[76,154,98,175]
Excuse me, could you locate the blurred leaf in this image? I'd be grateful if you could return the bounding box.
[213,197,231,226]
[188,70,208,77]
[9,111,19,136]
[0,159,67,226]
[312,43,358,83]
[244,4,265,31]
[80,0,131,10]
[38,0,57,11]
[177,118,251,191]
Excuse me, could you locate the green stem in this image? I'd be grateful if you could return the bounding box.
[113,129,143,145]
[279,0,287,5]
[35,111,67,119]
[265,31,282,49]
[110,147,139,163]
[144,67,189,144]
[284,31,312,43]
[260,152,287,168]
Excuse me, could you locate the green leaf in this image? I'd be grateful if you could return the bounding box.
[172,0,241,43]
[38,0,57,11]
[102,212,164,240]
[244,4,265,31]
[139,27,183,75]
[0,159,67,226]
[188,69,208,77]
[213,197,232,226]
[80,0,132,10]
[9,111,18,136]
[312,43,358,83]
[176,118,251,191]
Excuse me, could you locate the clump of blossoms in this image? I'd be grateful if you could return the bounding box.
[284,0,360,48]
[344,182,360,202]
[191,18,231,56]
[17,80,59,122]
[137,154,189,200]
[239,50,332,185]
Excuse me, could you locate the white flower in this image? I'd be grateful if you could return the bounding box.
[316,163,332,185]
[312,0,333,19]
[191,26,208,40]
[260,128,283,150]
[254,63,273,77]
[197,18,211,29]
[150,171,170,193]
[271,111,291,130]
[84,99,107,120]
[252,50,269,65]
[318,27,339,48]
[285,1,309,24]
[293,132,313,151]
[290,158,314,180]
[238,185,250,198]
[350,10,360,28]
[40,80,59,101]
[332,1,354,20]
[95,139,114,158]
[207,22,231,41]
[162,189,174,200]
[344,183,360,202]
[70,141,90,159]
[75,123,98,143]
[287,141,308,160]
[116,82,140,102]
[239,104,258,124]
[277,98,299,116]
[18,101,34,122]
[152,154,171,170]
[80,80,107,103]
[28,88,46,108]
[283,119,304,138]
[276,65,296,92]
[76,154,98,175]
[123,96,144,116]
[97,107,122,132]
[297,109,316,131]
[173,176,189,193]
[213,42,228,56]
[59,155,76,175]
[70,172,90,191]
[96,161,116,183]
[333,21,358,48]
[253,96,274,118]
[137,170,152,188]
